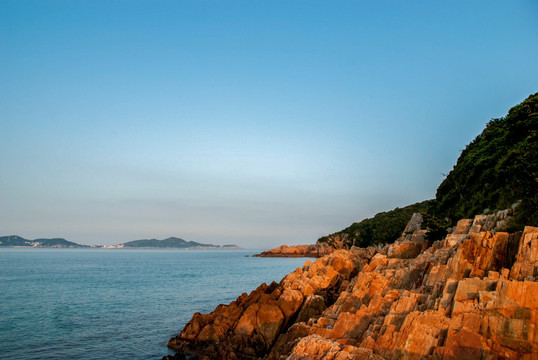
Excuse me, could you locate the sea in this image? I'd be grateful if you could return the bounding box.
[0,248,307,359]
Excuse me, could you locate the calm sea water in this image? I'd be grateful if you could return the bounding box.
[0,248,307,359]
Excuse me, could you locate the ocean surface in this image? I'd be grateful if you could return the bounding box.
[0,248,307,359]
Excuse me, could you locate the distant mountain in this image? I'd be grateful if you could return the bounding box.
[222,244,241,248]
[121,237,231,248]
[0,235,240,249]
[0,235,86,248]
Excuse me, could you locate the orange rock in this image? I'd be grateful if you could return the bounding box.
[442,329,489,360]
[168,215,538,360]
[287,335,384,360]
[454,219,473,234]
[234,303,259,336]
[254,243,334,258]
[510,227,538,281]
[256,303,285,344]
[167,248,374,359]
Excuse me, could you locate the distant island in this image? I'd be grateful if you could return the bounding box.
[119,237,241,249]
[0,235,87,248]
[0,235,240,249]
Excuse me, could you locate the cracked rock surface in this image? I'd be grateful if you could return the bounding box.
[167,216,538,360]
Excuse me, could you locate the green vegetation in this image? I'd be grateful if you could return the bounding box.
[435,92,538,229]
[318,200,435,248]
[318,92,538,248]
[421,212,450,241]
[122,237,217,248]
[0,235,85,247]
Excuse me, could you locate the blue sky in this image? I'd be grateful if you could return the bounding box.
[1,1,537,247]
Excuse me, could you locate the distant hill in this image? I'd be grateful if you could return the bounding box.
[0,235,86,248]
[0,235,240,249]
[121,237,232,248]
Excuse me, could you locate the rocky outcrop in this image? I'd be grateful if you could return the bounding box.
[168,248,376,359]
[286,335,384,360]
[403,213,424,234]
[466,203,519,234]
[254,243,334,258]
[167,215,538,360]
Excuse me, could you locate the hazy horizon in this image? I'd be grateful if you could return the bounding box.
[2,1,538,248]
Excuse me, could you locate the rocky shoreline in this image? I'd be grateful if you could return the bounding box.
[253,244,334,258]
[165,214,538,360]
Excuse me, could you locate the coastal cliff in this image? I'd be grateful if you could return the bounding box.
[166,215,538,359]
[165,93,537,359]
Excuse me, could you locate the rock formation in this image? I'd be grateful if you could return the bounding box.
[166,214,538,360]
[254,243,334,258]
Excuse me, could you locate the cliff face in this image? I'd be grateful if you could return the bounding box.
[167,217,538,360]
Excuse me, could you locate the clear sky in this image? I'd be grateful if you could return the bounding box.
[1,1,537,248]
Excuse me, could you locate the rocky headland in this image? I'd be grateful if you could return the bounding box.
[254,243,334,258]
[165,93,537,360]
[165,212,538,360]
